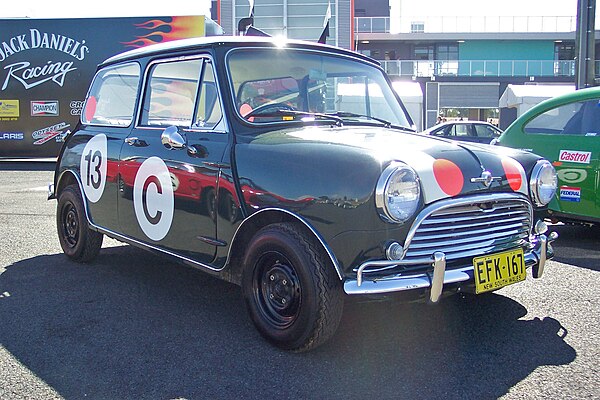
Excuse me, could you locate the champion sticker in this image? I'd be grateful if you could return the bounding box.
[133,157,174,241]
[559,186,581,202]
[80,134,107,203]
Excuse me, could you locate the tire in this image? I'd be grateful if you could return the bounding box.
[57,185,103,263]
[242,222,343,352]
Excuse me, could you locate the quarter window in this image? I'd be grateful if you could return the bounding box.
[195,61,224,129]
[82,63,140,127]
[524,99,600,136]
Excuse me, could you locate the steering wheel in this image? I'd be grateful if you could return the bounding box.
[244,102,295,119]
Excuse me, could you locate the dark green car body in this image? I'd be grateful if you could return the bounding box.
[498,86,600,225]
[49,37,558,351]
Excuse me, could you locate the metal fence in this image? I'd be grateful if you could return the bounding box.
[378,59,600,78]
[356,15,580,34]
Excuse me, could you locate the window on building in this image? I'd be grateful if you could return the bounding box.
[413,45,434,60]
[411,21,425,33]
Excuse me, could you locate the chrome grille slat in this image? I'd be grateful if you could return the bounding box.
[405,233,528,257]
[420,210,529,225]
[408,227,529,248]
[402,195,532,263]
[415,216,528,234]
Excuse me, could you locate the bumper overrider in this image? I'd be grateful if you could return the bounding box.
[344,231,557,301]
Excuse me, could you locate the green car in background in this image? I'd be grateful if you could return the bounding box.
[497,86,600,225]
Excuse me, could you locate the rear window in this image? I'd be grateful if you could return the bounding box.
[82,63,141,127]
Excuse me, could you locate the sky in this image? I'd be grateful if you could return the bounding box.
[0,0,582,19]
[0,0,212,18]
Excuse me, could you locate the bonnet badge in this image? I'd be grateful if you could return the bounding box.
[471,170,500,188]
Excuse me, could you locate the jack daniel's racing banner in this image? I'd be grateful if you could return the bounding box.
[0,16,206,158]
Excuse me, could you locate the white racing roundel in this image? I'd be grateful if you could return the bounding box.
[80,134,107,203]
[133,157,174,241]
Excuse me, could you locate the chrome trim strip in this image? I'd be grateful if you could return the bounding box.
[93,225,223,272]
[227,208,344,280]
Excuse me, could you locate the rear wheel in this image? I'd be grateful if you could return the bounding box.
[57,185,103,262]
[242,222,343,352]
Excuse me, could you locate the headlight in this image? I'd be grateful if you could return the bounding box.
[530,160,557,206]
[375,162,421,223]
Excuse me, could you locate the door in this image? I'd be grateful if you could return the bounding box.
[118,56,229,264]
[520,98,600,221]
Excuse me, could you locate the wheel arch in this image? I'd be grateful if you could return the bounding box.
[226,208,343,285]
[55,169,95,228]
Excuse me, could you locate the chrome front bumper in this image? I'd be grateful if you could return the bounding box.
[343,232,558,302]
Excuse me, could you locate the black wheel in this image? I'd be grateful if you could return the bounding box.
[242,222,343,352]
[57,185,103,262]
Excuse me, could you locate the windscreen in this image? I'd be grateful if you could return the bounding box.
[227,47,412,129]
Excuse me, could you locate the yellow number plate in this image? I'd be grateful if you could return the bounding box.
[473,248,526,294]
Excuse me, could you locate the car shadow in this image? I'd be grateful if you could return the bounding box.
[550,224,600,272]
[0,246,575,399]
[0,160,56,172]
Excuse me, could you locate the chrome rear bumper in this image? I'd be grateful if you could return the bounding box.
[343,232,558,302]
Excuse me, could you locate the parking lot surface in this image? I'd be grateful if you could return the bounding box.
[1,163,598,399]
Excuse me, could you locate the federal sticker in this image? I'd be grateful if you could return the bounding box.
[133,157,174,241]
[559,186,581,202]
[559,150,591,164]
[80,134,107,203]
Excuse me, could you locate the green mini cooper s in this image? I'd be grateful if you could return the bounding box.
[497,86,600,226]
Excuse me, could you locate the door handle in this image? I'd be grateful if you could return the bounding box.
[125,137,139,146]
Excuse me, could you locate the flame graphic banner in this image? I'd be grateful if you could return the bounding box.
[122,16,206,48]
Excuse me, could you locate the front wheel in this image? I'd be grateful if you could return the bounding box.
[242,223,343,352]
[57,185,103,262]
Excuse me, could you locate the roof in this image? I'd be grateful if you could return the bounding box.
[102,35,377,66]
[499,84,575,108]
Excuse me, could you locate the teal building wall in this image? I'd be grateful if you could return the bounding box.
[458,40,557,76]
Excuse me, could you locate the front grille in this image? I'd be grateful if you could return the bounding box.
[402,194,533,265]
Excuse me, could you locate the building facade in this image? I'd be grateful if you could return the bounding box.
[211,0,599,130]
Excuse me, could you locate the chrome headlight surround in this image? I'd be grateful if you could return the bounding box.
[375,162,421,223]
[529,160,558,207]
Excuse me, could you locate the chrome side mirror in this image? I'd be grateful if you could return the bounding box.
[161,125,186,149]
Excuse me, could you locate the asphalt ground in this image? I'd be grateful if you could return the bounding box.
[0,162,598,399]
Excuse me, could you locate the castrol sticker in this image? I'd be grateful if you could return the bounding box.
[559,150,591,164]
[80,134,107,203]
[133,157,174,241]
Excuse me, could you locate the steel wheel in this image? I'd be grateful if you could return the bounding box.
[253,251,302,329]
[56,184,103,262]
[242,222,343,352]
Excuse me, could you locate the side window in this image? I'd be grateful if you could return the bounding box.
[452,124,469,137]
[141,59,202,127]
[524,99,600,136]
[474,124,497,138]
[82,63,140,126]
[195,61,223,129]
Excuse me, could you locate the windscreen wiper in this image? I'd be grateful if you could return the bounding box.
[246,109,344,127]
[328,111,393,128]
